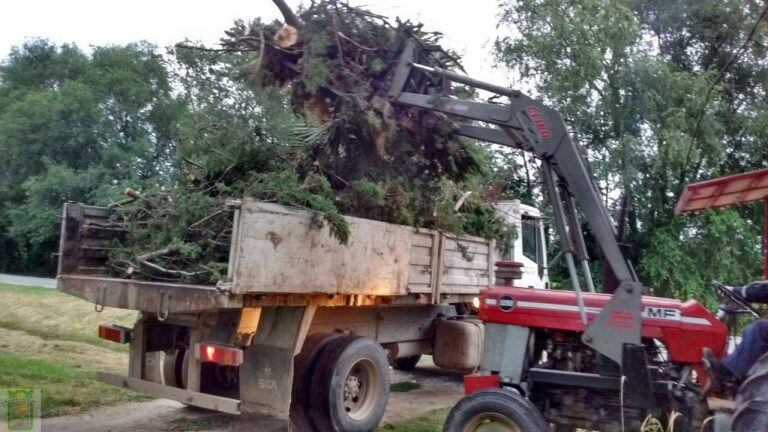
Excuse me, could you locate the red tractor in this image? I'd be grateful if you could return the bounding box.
[445,282,766,431]
[382,41,768,431]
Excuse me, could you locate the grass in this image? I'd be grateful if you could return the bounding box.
[378,408,449,432]
[390,381,422,392]
[0,352,146,417]
[168,416,233,431]
[0,283,144,416]
[0,282,136,351]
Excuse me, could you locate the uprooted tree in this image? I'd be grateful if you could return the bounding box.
[107,0,515,284]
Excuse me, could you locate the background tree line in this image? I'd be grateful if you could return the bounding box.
[0,40,299,275]
[0,0,765,307]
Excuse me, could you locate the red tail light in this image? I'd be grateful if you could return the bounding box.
[98,325,131,344]
[195,343,244,367]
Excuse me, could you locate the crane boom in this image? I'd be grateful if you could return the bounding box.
[386,41,642,365]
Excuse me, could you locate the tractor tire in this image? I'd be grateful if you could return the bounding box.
[309,335,390,432]
[291,332,346,432]
[731,352,768,432]
[390,355,422,371]
[444,388,548,432]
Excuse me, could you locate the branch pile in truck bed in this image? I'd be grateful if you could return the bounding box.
[106,1,514,284]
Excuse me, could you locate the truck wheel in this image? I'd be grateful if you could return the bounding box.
[390,355,421,371]
[163,348,188,388]
[200,362,238,396]
[310,335,390,432]
[444,389,547,432]
[732,352,768,432]
[291,333,345,432]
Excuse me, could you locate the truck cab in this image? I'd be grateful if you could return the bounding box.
[495,200,548,289]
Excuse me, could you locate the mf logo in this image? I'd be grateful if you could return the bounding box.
[643,307,681,321]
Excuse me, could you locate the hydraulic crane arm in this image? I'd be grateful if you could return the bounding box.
[386,41,642,366]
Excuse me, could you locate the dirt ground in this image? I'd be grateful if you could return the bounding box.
[41,357,464,431]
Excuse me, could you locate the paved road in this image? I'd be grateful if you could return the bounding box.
[0,273,56,288]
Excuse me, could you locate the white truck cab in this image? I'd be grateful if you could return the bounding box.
[495,200,549,289]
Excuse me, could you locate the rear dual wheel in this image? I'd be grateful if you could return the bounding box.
[293,334,390,432]
[163,348,189,388]
[162,348,237,396]
[444,389,547,432]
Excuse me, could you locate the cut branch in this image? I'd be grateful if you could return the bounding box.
[272,0,302,27]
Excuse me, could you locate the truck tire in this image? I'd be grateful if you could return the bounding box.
[390,355,421,371]
[309,335,390,432]
[291,332,346,432]
[731,352,768,432]
[163,348,188,388]
[200,362,238,396]
[444,389,547,432]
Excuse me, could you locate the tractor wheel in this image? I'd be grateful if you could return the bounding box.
[444,388,548,432]
[390,355,422,371]
[309,335,390,432]
[731,352,768,432]
[291,332,346,432]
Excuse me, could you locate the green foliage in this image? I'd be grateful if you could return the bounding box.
[640,209,761,306]
[495,0,767,298]
[104,3,517,284]
[0,40,183,274]
[223,1,503,239]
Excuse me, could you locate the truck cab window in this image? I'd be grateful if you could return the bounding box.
[522,215,542,265]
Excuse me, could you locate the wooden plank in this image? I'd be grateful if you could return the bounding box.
[409,246,433,266]
[97,371,241,414]
[407,283,432,293]
[443,239,491,254]
[233,201,414,296]
[408,272,432,285]
[432,232,445,304]
[411,232,435,247]
[442,275,491,286]
[442,257,491,271]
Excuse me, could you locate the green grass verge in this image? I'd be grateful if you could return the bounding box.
[0,352,146,417]
[378,408,448,432]
[0,282,135,351]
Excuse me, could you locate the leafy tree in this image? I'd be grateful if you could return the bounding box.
[496,0,765,301]
[0,40,183,274]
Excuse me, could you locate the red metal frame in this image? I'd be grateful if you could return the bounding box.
[675,168,768,279]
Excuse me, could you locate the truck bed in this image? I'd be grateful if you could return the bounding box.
[58,199,496,311]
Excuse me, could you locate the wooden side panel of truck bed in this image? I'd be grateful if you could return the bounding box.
[57,200,495,309]
[230,200,494,296]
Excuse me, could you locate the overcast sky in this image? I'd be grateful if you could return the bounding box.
[0,0,513,87]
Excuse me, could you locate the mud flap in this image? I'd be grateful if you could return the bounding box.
[238,306,315,421]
